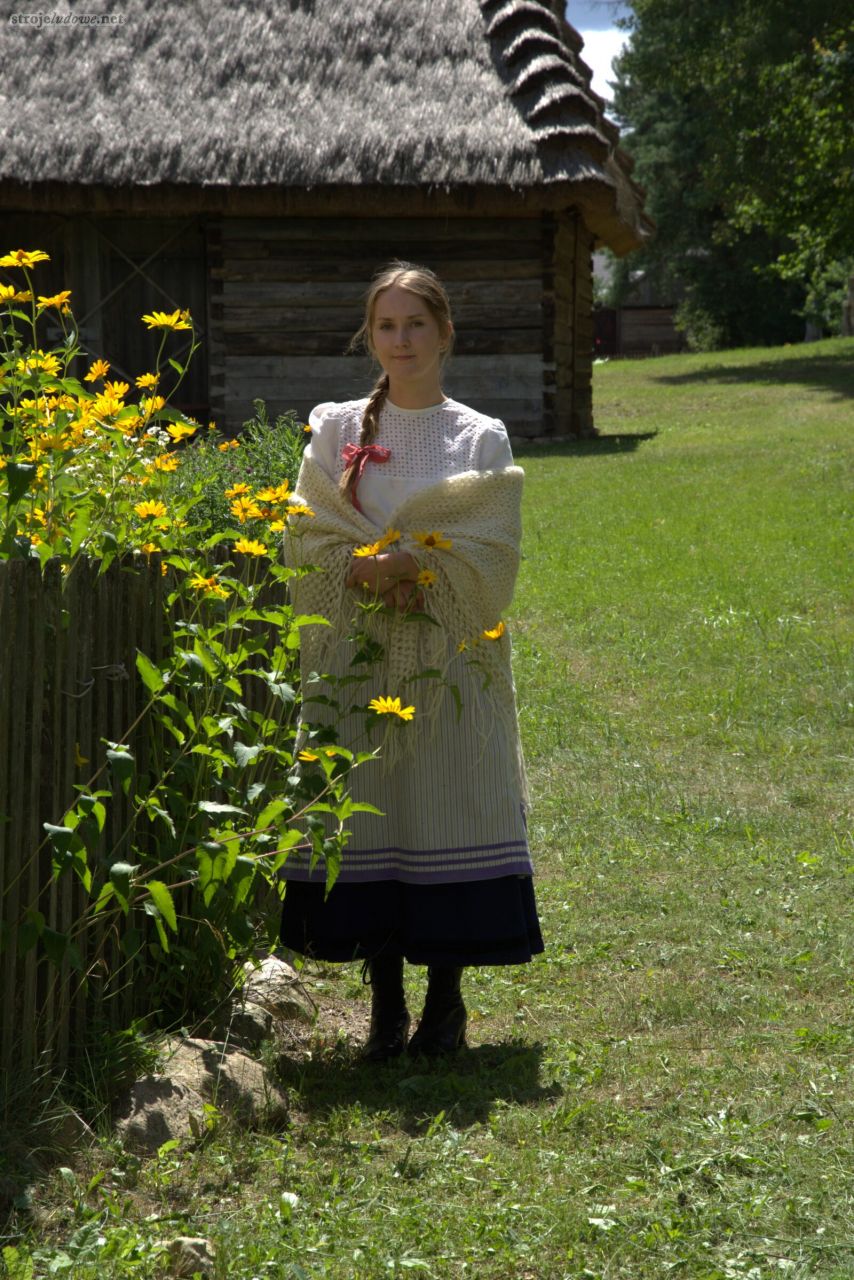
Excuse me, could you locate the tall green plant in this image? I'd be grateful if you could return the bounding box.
[0,249,423,1032]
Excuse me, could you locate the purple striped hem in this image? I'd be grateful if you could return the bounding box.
[282,856,535,886]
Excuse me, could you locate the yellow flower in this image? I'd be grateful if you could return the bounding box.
[0,284,17,301]
[368,696,416,721]
[17,350,61,377]
[105,380,129,400]
[285,503,314,518]
[217,439,240,451]
[254,486,281,503]
[134,500,168,520]
[151,452,179,472]
[303,424,312,433]
[84,358,110,382]
[274,481,292,501]
[39,431,69,451]
[135,372,159,388]
[269,519,286,533]
[36,290,72,310]
[141,308,192,330]
[413,530,453,550]
[166,421,196,441]
[457,640,468,653]
[353,540,384,557]
[377,527,401,549]
[298,749,319,762]
[189,572,229,598]
[481,621,506,640]
[224,482,251,499]
[416,569,437,587]
[230,497,263,523]
[0,248,50,268]
[140,541,160,556]
[233,537,268,556]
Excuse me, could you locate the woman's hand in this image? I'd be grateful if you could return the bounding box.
[345,550,424,611]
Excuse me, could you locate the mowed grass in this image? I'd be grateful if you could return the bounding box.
[6,340,853,1279]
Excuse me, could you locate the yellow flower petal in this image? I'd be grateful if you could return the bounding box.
[367,695,416,721]
[413,530,453,550]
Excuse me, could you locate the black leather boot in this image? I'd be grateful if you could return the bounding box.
[361,952,410,1063]
[407,966,467,1056]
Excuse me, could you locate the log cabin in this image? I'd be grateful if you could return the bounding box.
[0,0,650,440]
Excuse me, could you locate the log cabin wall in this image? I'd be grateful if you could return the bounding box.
[210,216,553,440]
[551,209,595,436]
[0,214,209,419]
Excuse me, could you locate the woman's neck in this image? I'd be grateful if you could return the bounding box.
[385,377,446,410]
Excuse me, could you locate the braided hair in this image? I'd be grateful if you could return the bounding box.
[339,260,454,503]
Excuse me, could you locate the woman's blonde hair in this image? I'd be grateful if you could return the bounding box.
[340,260,454,502]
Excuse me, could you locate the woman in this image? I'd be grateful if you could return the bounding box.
[279,261,543,1061]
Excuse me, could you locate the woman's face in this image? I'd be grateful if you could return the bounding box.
[369,284,450,387]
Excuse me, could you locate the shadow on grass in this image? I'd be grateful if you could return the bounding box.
[276,1039,557,1133]
[649,349,854,401]
[515,431,657,460]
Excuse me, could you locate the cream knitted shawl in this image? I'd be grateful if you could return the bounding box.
[284,454,526,789]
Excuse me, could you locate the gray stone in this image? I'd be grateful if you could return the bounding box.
[163,1236,216,1276]
[209,1000,274,1052]
[161,1036,287,1126]
[241,954,314,1025]
[114,1076,206,1155]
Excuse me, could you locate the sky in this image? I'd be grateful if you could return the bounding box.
[565,0,632,107]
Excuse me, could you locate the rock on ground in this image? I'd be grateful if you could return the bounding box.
[241,953,315,1025]
[160,1036,288,1126]
[163,1236,216,1276]
[114,1077,206,1155]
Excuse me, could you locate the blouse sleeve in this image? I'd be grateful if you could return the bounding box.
[474,420,515,471]
[304,402,342,481]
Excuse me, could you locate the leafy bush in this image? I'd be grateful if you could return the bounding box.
[164,399,310,537]
[0,249,420,1036]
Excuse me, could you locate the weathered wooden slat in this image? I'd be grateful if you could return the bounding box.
[225,329,542,358]
[218,258,543,284]
[221,217,541,242]
[220,279,543,306]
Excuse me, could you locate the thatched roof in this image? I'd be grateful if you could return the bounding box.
[0,0,648,251]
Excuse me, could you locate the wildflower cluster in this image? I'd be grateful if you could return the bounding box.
[0,249,202,566]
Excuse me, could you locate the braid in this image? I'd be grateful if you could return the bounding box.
[339,372,389,502]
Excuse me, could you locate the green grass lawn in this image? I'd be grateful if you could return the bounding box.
[5,339,853,1279]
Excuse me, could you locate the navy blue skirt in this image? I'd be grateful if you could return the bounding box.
[279,875,544,967]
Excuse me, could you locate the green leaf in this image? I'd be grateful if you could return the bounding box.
[68,506,91,557]
[198,800,247,817]
[4,461,37,505]
[136,651,165,695]
[168,357,185,375]
[106,747,134,795]
[234,742,263,768]
[147,880,178,933]
[109,860,138,913]
[257,797,289,832]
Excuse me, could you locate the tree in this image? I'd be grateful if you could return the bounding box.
[610,0,854,343]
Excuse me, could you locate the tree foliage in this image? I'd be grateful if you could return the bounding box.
[610,0,854,344]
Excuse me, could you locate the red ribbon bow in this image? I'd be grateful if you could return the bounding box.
[342,443,391,512]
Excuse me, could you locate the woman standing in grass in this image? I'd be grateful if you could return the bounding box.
[279,261,543,1061]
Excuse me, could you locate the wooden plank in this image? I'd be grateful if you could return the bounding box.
[221,217,543,242]
[221,279,543,307]
[0,564,14,1073]
[226,329,543,358]
[219,259,543,285]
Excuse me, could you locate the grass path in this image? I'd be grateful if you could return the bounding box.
[7,339,853,1280]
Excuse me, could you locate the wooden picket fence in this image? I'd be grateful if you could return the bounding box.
[0,557,167,1076]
